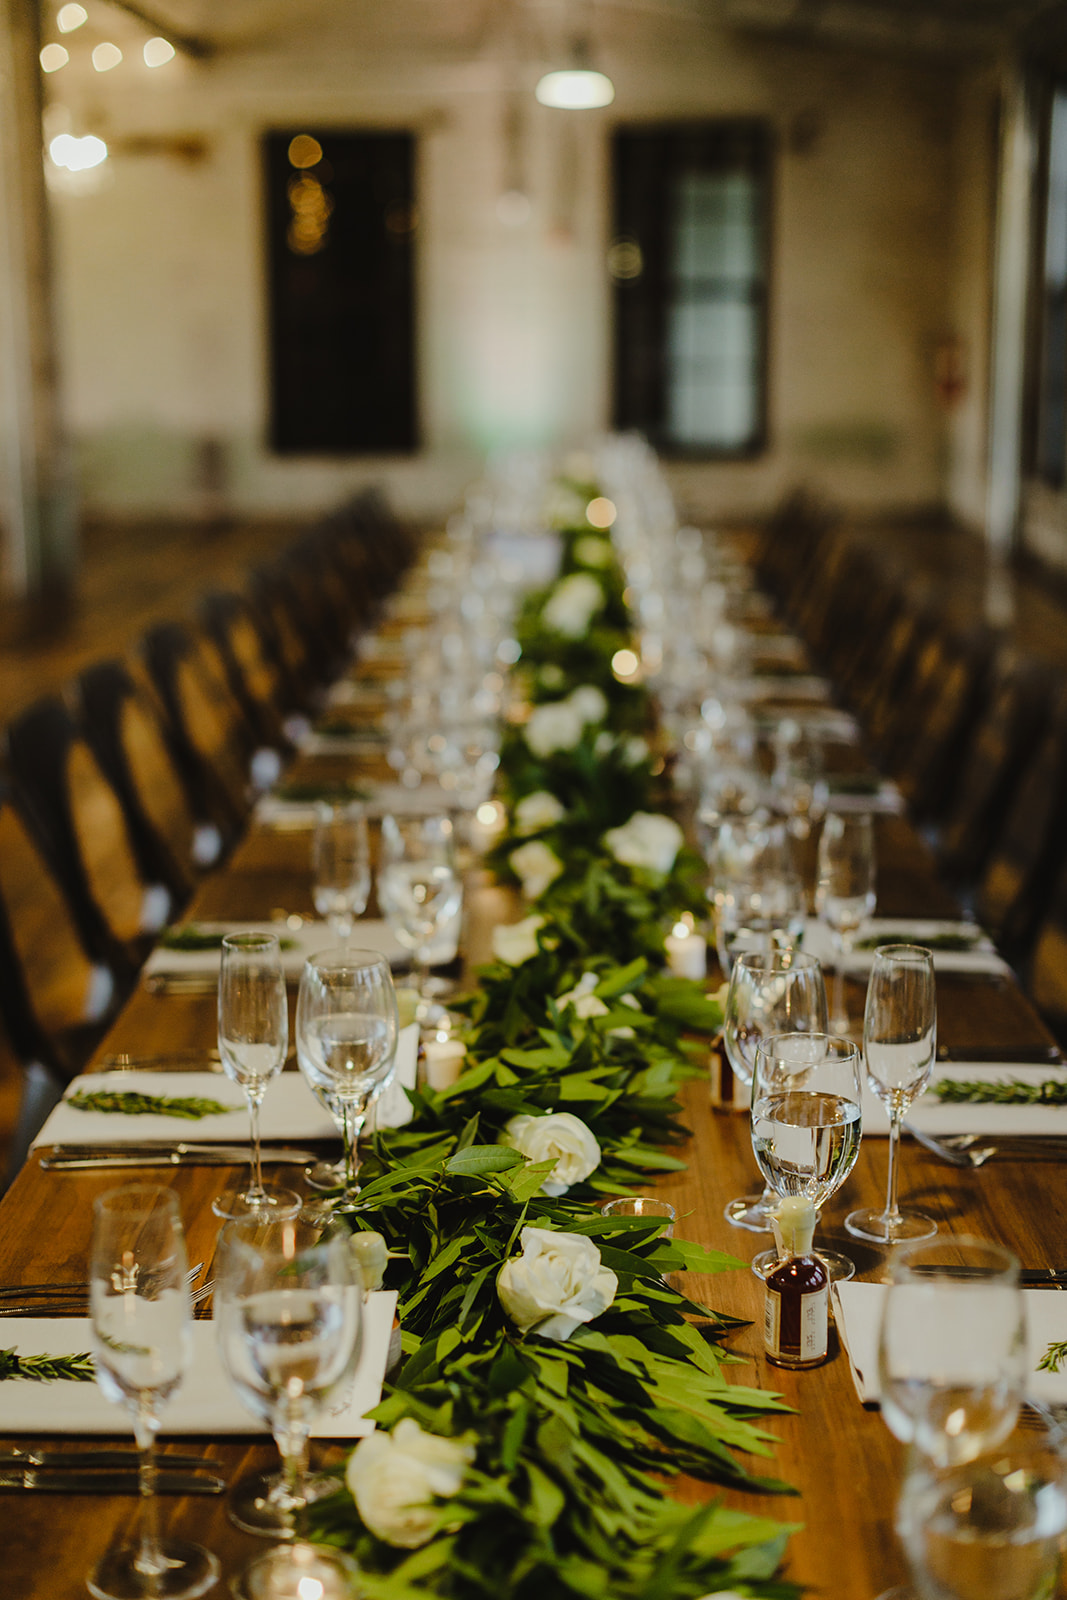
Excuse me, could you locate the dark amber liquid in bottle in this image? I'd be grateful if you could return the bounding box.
[765,1253,829,1370]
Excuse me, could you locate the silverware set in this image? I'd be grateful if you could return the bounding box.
[40,1142,319,1170]
[0,1261,214,1317]
[904,1124,1067,1168]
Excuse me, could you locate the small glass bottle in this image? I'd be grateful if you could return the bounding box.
[763,1195,829,1370]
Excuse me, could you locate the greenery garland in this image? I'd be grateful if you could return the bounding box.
[307,480,799,1598]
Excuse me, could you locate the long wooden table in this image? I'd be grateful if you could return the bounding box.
[2,718,1065,1597]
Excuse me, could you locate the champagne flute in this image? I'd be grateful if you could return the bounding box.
[88,1184,219,1600]
[712,816,806,977]
[296,948,399,1211]
[215,1215,363,1564]
[750,1032,863,1282]
[213,932,300,1222]
[311,800,371,943]
[814,811,876,1034]
[847,945,937,1244]
[722,948,828,1232]
[377,811,463,1020]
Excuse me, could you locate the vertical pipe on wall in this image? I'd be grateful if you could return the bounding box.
[0,0,76,597]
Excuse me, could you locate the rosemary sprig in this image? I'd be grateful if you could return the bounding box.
[66,1089,239,1119]
[1038,1341,1067,1373]
[854,931,981,952]
[0,1347,95,1382]
[933,1078,1067,1106]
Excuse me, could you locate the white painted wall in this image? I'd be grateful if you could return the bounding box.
[40,10,994,526]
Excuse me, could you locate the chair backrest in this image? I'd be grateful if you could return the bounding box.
[5,694,165,966]
[198,589,292,750]
[140,620,255,833]
[937,657,1056,888]
[76,657,206,896]
[891,627,994,823]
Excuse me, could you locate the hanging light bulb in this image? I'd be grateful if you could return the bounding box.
[535,40,614,109]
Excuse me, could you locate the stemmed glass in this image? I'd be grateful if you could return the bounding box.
[215,1215,363,1574]
[722,949,828,1232]
[311,800,371,943]
[213,932,300,1222]
[377,811,463,1019]
[874,1237,1030,1600]
[88,1185,219,1600]
[814,811,876,1034]
[750,1032,863,1282]
[847,945,938,1244]
[711,816,806,977]
[295,948,399,1211]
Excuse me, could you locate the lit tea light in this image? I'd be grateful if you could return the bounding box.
[423,1037,466,1090]
[665,919,707,979]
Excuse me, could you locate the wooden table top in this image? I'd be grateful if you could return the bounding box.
[1,771,1064,1597]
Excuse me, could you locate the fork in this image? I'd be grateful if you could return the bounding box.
[903,1124,997,1167]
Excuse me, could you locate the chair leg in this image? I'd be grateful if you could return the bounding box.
[5,1059,65,1189]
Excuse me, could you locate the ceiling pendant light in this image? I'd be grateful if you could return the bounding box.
[535,40,614,109]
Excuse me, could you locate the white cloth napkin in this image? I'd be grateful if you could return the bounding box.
[832,1281,1067,1412]
[825,782,905,816]
[0,1291,397,1437]
[31,1025,420,1149]
[142,920,407,981]
[255,785,458,828]
[861,1063,1067,1137]
[802,918,1012,978]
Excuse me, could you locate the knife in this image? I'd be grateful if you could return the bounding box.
[40,1143,319,1170]
[0,1468,226,1494]
[0,1449,220,1470]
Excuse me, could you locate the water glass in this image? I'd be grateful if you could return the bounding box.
[377,811,463,1018]
[847,944,937,1245]
[750,1031,863,1282]
[311,800,371,942]
[878,1237,1027,1469]
[88,1185,218,1600]
[213,931,300,1222]
[722,948,827,1232]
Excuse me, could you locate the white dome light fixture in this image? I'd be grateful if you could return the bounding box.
[535,40,613,109]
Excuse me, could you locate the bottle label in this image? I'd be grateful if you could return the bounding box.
[799,1286,828,1361]
[764,1285,781,1354]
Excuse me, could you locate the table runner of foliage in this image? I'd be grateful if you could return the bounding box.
[309,477,800,1599]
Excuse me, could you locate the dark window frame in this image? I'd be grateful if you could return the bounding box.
[611,119,773,461]
[264,128,418,457]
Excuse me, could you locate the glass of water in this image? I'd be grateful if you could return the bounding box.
[814,811,877,1034]
[750,1031,863,1282]
[377,811,462,1020]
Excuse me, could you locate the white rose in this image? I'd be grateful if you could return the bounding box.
[491,914,546,966]
[497,1226,618,1341]
[556,971,609,1020]
[544,483,588,529]
[348,1231,387,1293]
[509,840,564,900]
[539,664,565,690]
[346,1417,475,1548]
[573,535,613,569]
[513,790,566,836]
[594,730,615,758]
[567,684,608,726]
[503,1111,601,1196]
[525,699,585,758]
[541,573,603,638]
[624,736,649,766]
[603,811,684,876]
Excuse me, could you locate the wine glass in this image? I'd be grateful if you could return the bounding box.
[215,1215,363,1559]
[878,1237,1027,1469]
[814,811,876,1034]
[712,816,806,978]
[722,948,828,1232]
[376,811,463,1020]
[750,1031,863,1282]
[874,1237,1030,1600]
[894,1421,1067,1600]
[311,800,371,943]
[295,948,399,1211]
[88,1184,219,1600]
[213,932,301,1222]
[847,945,938,1244]
[301,1067,398,1199]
